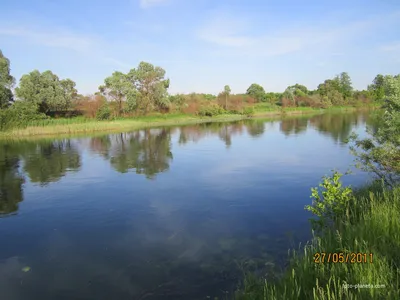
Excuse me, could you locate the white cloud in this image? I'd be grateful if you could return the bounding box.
[0,26,129,68]
[380,42,400,52]
[139,0,169,8]
[196,11,400,58]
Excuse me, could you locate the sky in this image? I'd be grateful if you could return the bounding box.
[0,0,399,95]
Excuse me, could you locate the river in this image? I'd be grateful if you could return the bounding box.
[0,111,374,300]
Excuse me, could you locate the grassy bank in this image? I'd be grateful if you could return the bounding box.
[0,105,372,139]
[235,182,400,300]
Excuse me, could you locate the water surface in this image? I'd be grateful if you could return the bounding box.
[0,111,373,300]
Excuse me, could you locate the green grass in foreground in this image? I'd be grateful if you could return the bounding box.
[235,183,400,300]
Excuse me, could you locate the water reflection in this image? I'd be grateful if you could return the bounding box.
[0,144,24,215]
[23,140,81,186]
[280,117,308,136]
[0,111,374,217]
[309,110,371,143]
[0,111,375,299]
[89,129,173,179]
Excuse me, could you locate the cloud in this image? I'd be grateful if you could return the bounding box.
[0,26,129,68]
[0,27,93,52]
[380,42,400,52]
[196,10,400,58]
[139,0,169,8]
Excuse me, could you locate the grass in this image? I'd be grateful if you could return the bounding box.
[0,105,378,139]
[234,182,400,300]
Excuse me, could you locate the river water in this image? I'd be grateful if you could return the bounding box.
[0,111,373,300]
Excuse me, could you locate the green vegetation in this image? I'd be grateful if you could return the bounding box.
[236,180,400,300]
[234,71,400,300]
[0,49,386,137]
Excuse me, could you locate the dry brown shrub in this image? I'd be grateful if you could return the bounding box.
[281,98,295,107]
[74,94,106,118]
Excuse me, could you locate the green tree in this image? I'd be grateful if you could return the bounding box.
[350,75,400,186]
[246,83,266,102]
[99,71,137,116]
[338,72,353,99]
[127,62,170,114]
[223,85,231,110]
[0,50,15,109]
[15,70,77,113]
[368,74,387,102]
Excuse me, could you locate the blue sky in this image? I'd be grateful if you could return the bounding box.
[0,0,399,95]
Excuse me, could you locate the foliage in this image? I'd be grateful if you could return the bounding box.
[0,50,15,108]
[350,74,400,186]
[198,102,225,117]
[242,106,255,117]
[305,171,354,231]
[127,61,170,114]
[368,74,387,102]
[96,102,111,120]
[0,101,48,131]
[74,94,106,118]
[246,83,266,102]
[15,70,78,113]
[99,71,136,115]
[338,72,353,99]
[236,182,400,300]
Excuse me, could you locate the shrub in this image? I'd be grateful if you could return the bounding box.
[0,101,48,131]
[242,106,255,117]
[74,94,106,118]
[305,171,354,232]
[96,103,111,120]
[198,103,225,117]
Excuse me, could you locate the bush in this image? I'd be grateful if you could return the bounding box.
[198,103,225,117]
[96,103,111,120]
[242,106,255,117]
[74,94,106,118]
[305,171,354,232]
[0,101,48,131]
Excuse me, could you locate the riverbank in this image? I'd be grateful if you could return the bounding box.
[235,181,400,300]
[0,106,372,139]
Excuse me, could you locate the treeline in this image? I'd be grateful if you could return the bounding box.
[0,49,396,130]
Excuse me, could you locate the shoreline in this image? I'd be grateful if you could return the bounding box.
[0,106,370,140]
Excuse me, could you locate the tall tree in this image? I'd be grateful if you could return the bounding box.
[0,50,15,108]
[99,71,137,116]
[246,83,266,102]
[15,70,77,113]
[368,74,386,101]
[338,72,353,99]
[127,62,170,114]
[224,85,231,110]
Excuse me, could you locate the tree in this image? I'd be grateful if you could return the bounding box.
[99,71,137,116]
[338,72,353,99]
[368,74,387,102]
[283,86,296,106]
[15,70,77,113]
[127,62,170,114]
[224,85,231,110]
[246,83,266,102]
[0,50,15,109]
[350,74,400,186]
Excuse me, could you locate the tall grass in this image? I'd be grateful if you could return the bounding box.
[235,184,400,300]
